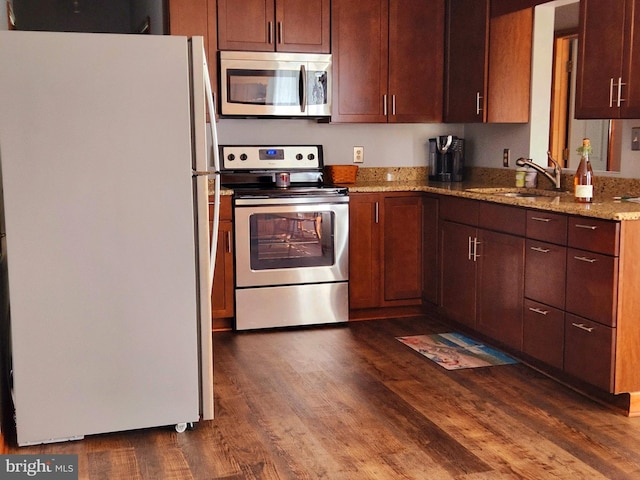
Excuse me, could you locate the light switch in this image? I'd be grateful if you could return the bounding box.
[632,127,640,151]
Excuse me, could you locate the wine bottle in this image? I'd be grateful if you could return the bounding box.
[574,138,594,203]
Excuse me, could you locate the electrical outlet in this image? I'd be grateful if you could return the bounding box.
[353,146,364,164]
[503,148,510,167]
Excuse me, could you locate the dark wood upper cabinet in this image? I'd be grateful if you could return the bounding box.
[444,0,532,123]
[444,0,489,123]
[575,0,640,119]
[217,0,330,53]
[332,0,444,123]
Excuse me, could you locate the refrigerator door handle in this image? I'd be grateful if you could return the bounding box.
[202,47,220,289]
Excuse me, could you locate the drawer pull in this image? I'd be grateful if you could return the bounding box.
[574,255,597,263]
[575,224,598,230]
[530,246,551,253]
[528,307,549,315]
[571,322,594,333]
[530,216,551,223]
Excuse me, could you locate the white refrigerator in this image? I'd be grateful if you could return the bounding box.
[0,31,220,446]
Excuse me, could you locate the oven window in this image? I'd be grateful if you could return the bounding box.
[227,69,301,106]
[249,211,335,270]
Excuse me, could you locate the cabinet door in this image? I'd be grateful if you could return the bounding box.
[566,248,618,327]
[383,195,423,302]
[524,239,566,310]
[476,229,525,350]
[440,221,477,328]
[444,0,489,123]
[575,0,625,118]
[487,7,532,123]
[388,0,444,123]
[621,0,640,117]
[565,314,616,392]
[218,0,275,51]
[276,0,330,53]
[348,194,381,309]
[331,0,389,123]
[212,220,234,320]
[523,299,564,370]
[422,196,439,305]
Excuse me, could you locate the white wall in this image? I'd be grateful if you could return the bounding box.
[1,2,8,30]
[216,119,464,167]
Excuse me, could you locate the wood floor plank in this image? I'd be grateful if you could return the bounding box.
[4,315,640,479]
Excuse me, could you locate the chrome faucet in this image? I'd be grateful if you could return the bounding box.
[516,152,562,190]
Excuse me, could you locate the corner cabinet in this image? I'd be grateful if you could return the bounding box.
[217,0,330,53]
[444,1,532,123]
[349,193,424,311]
[331,0,444,123]
[439,197,525,350]
[575,0,640,119]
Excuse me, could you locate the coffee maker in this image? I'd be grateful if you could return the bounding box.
[428,135,465,182]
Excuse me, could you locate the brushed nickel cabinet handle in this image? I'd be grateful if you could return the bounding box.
[528,307,549,315]
[618,77,626,106]
[572,322,594,333]
[278,21,283,45]
[610,77,615,108]
[374,202,379,224]
[575,224,597,230]
[383,95,388,116]
[268,22,273,44]
[392,95,396,116]
[530,216,551,223]
[530,246,551,253]
[476,92,483,115]
[574,255,597,263]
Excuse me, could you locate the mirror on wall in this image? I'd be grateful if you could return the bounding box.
[530,0,619,172]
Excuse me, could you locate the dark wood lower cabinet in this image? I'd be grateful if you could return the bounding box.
[476,229,525,351]
[349,192,424,313]
[564,314,616,392]
[440,220,477,329]
[523,299,564,370]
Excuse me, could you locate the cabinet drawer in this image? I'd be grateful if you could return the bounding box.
[523,299,564,370]
[564,314,615,392]
[568,217,620,255]
[478,202,525,236]
[439,196,478,225]
[526,210,567,244]
[524,239,566,309]
[566,248,618,327]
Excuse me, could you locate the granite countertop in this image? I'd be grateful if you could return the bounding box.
[343,167,640,221]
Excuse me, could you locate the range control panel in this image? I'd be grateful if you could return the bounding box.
[220,145,323,171]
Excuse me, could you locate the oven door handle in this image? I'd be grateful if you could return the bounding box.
[300,64,307,113]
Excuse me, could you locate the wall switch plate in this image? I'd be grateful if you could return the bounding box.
[503,148,510,167]
[633,128,640,151]
[354,146,364,163]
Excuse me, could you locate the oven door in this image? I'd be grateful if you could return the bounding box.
[234,200,348,288]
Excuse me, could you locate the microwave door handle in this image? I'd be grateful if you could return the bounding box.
[300,64,307,113]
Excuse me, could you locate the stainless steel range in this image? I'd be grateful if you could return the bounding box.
[220,145,349,330]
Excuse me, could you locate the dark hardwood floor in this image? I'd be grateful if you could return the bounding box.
[5,313,640,479]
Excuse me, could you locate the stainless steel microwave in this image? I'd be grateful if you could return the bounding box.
[219,51,331,118]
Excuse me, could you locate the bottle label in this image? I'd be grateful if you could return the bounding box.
[575,185,593,199]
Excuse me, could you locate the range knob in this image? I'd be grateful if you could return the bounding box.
[296,153,304,160]
[307,153,315,160]
[227,153,235,161]
[240,153,248,161]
